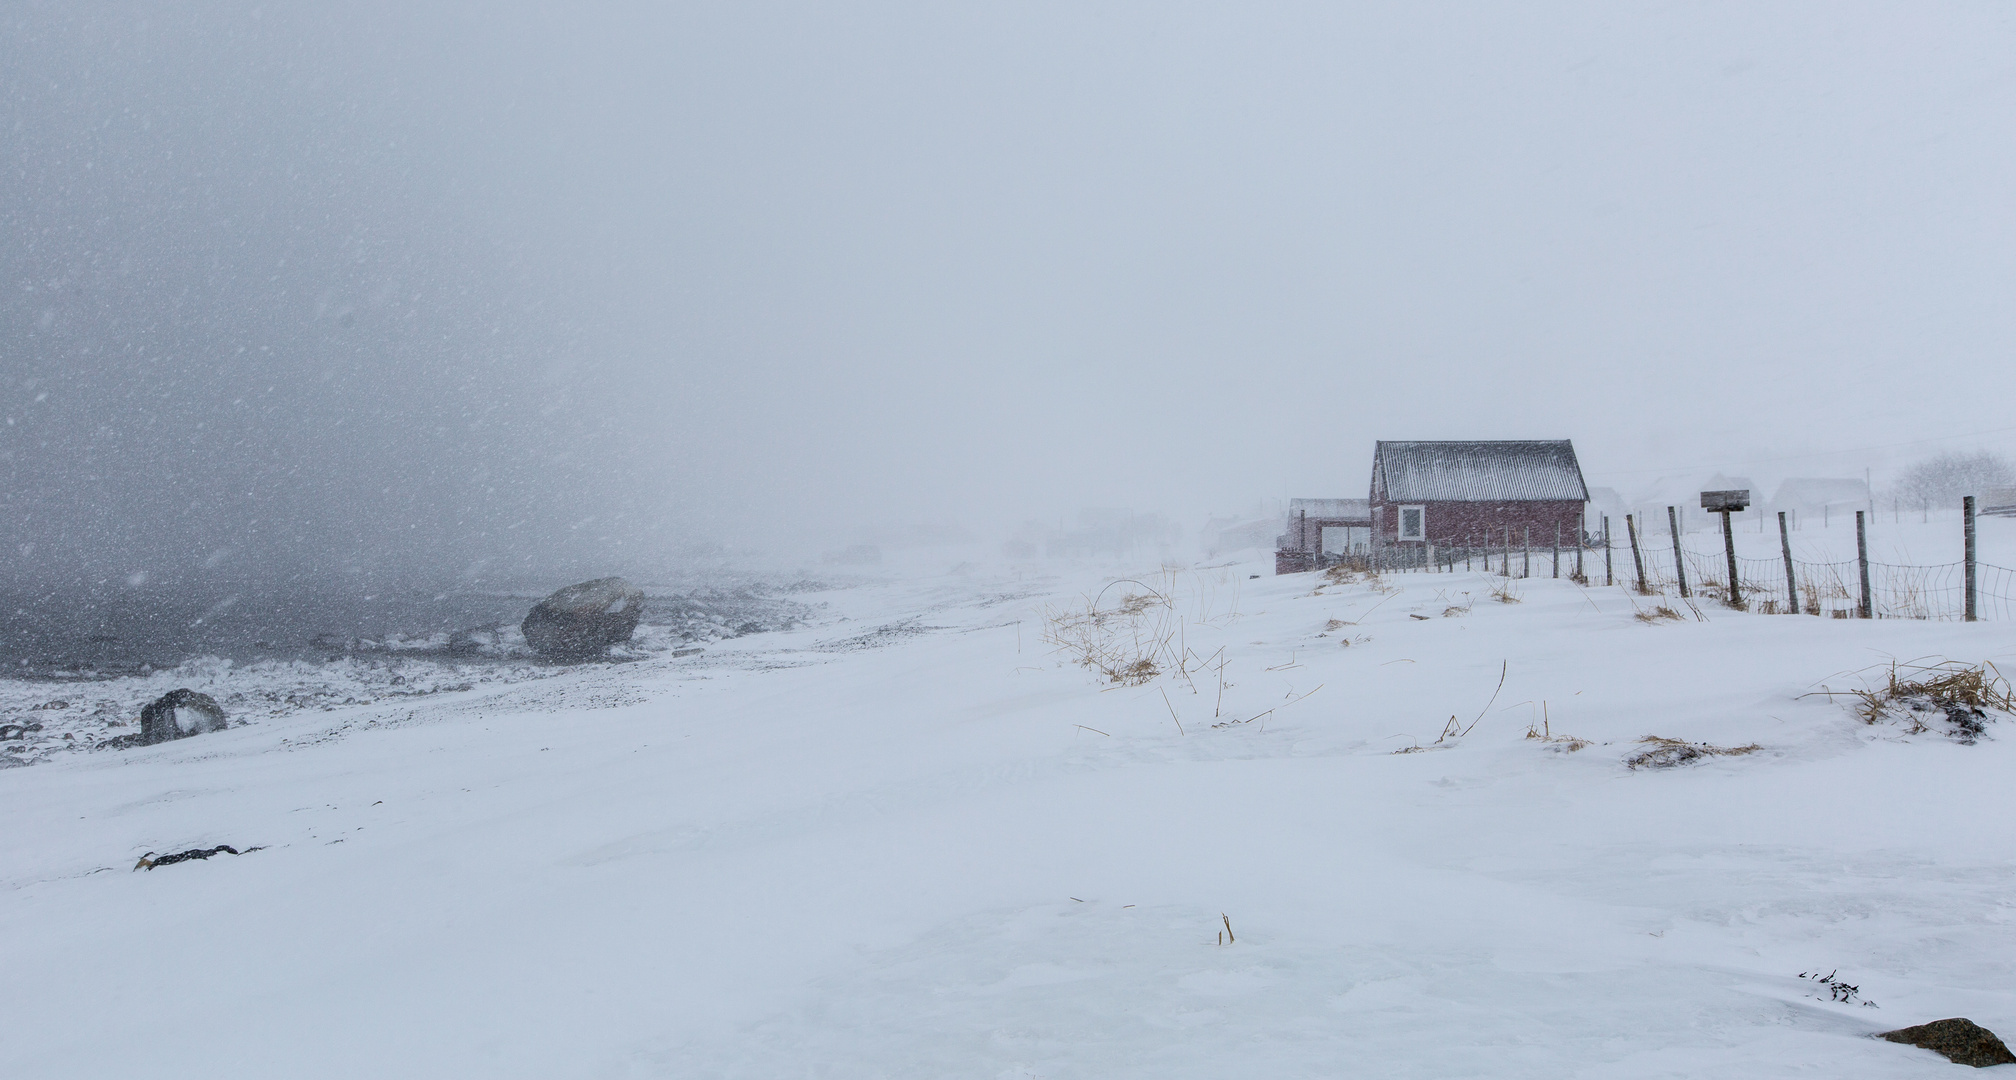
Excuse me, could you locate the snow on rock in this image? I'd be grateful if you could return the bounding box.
[136,688,227,744]
[520,577,646,660]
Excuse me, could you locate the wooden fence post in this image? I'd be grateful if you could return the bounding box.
[1522,526,1530,579]
[1667,506,1690,598]
[1856,510,1871,618]
[1603,516,1613,587]
[1626,514,1648,595]
[1720,508,1744,610]
[1965,495,1977,622]
[1553,523,1560,579]
[1371,506,1381,573]
[1778,511,1798,615]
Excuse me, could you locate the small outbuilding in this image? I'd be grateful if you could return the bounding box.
[1369,440,1589,555]
[1275,498,1372,574]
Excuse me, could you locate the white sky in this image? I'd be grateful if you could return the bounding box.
[5,2,2013,573]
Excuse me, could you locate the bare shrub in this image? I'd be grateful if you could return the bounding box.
[1896,450,2014,512]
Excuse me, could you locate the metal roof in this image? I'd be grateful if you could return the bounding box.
[1288,498,1370,523]
[1374,441,1588,502]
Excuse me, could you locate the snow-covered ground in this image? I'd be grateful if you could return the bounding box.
[5,555,2015,1077]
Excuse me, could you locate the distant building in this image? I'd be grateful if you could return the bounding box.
[1630,473,1754,534]
[1202,515,1282,557]
[1369,440,1589,552]
[1044,509,1183,559]
[1770,478,1869,524]
[1584,487,1629,535]
[1275,498,1371,574]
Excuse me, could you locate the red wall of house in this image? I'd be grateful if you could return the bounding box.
[1370,499,1587,547]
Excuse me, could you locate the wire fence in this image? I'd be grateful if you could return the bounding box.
[1353,506,2012,621]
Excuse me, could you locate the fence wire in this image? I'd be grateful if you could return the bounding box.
[1364,536,2014,621]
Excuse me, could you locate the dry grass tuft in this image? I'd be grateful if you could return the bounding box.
[1487,580,1522,604]
[1042,584,1178,686]
[1625,736,1761,770]
[1633,605,1683,623]
[1323,564,1360,586]
[1523,705,1588,751]
[1524,727,1589,752]
[1835,659,2014,743]
[1114,657,1160,685]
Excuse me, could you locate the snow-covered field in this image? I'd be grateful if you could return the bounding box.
[5,555,2015,1077]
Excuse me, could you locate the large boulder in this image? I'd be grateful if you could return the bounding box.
[1880,1019,2016,1067]
[521,577,645,660]
[139,689,228,745]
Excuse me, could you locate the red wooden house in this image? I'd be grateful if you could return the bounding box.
[1369,440,1588,555]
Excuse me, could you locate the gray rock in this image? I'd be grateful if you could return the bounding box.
[1880,1018,2016,1067]
[521,577,645,660]
[139,689,228,745]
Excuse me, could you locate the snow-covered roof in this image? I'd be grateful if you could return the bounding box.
[1288,498,1370,523]
[1374,441,1588,502]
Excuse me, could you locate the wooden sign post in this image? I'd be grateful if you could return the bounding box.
[1700,490,1750,610]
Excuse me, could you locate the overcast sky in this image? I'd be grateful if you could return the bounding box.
[4,2,2013,580]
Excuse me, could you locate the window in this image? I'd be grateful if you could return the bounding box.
[1398,505,1426,541]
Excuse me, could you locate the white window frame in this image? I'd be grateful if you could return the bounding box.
[1397,505,1427,541]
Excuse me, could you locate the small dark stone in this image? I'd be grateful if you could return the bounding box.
[521,577,645,660]
[139,689,227,745]
[1880,1018,2016,1067]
